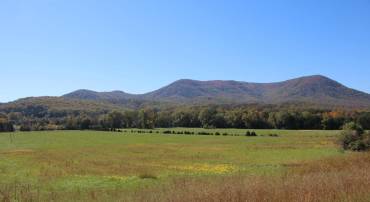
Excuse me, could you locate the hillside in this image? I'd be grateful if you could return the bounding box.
[62,75,370,108]
[63,89,136,101]
[1,75,369,113]
[0,97,123,115]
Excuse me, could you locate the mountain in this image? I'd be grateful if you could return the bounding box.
[260,75,370,107]
[59,75,370,108]
[1,75,369,114]
[140,75,370,107]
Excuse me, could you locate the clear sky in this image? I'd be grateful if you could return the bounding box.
[1,0,370,102]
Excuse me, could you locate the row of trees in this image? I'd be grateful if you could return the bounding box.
[2,105,369,132]
[156,107,370,130]
[63,108,158,131]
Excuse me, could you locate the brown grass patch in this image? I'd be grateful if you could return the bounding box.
[0,149,35,155]
[129,152,370,202]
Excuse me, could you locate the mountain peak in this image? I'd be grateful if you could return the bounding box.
[63,89,100,100]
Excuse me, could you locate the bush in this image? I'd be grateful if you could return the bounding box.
[246,131,257,136]
[340,122,370,151]
[20,124,32,131]
[342,122,364,134]
[138,173,157,180]
[198,132,212,135]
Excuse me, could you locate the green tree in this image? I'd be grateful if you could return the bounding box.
[0,113,15,132]
[268,111,301,129]
[198,107,217,128]
[156,111,173,127]
[301,111,322,129]
[106,111,125,131]
[224,109,244,128]
[242,111,269,129]
[80,116,92,130]
[173,110,192,127]
[138,108,157,129]
[65,116,78,130]
[357,112,370,130]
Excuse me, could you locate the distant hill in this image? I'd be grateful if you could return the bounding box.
[0,97,123,114]
[63,89,136,101]
[1,75,369,114]
[63,90,164,109]
[62,75,370,108]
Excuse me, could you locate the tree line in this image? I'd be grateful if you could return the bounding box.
[1,104,369,132]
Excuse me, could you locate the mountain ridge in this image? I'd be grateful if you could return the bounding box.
[61,75,370,108]
[2,75,369,111]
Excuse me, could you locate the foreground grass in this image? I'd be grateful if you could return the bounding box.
[0,129,352,201]
[128,152,370,202]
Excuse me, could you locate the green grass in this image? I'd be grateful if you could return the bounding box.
[0,129,343,200]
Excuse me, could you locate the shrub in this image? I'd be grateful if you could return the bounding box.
[246,131,257,136]
[342,122,364,134]
[198,132,212,135]
[20,124,32,131]
[138,173,158,180]
[339,122,370,151]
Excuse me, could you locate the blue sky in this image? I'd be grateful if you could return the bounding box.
[1,0,370,102]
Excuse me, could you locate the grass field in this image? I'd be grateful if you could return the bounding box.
[0,129,365,201]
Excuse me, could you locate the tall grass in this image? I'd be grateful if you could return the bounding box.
[130,152,370,202]
[0,130,367,201]
[1,152,369,201]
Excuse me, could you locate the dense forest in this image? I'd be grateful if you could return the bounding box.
[0,103,369,132]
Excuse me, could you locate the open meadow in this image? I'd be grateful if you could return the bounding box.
[1,129,370,201]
